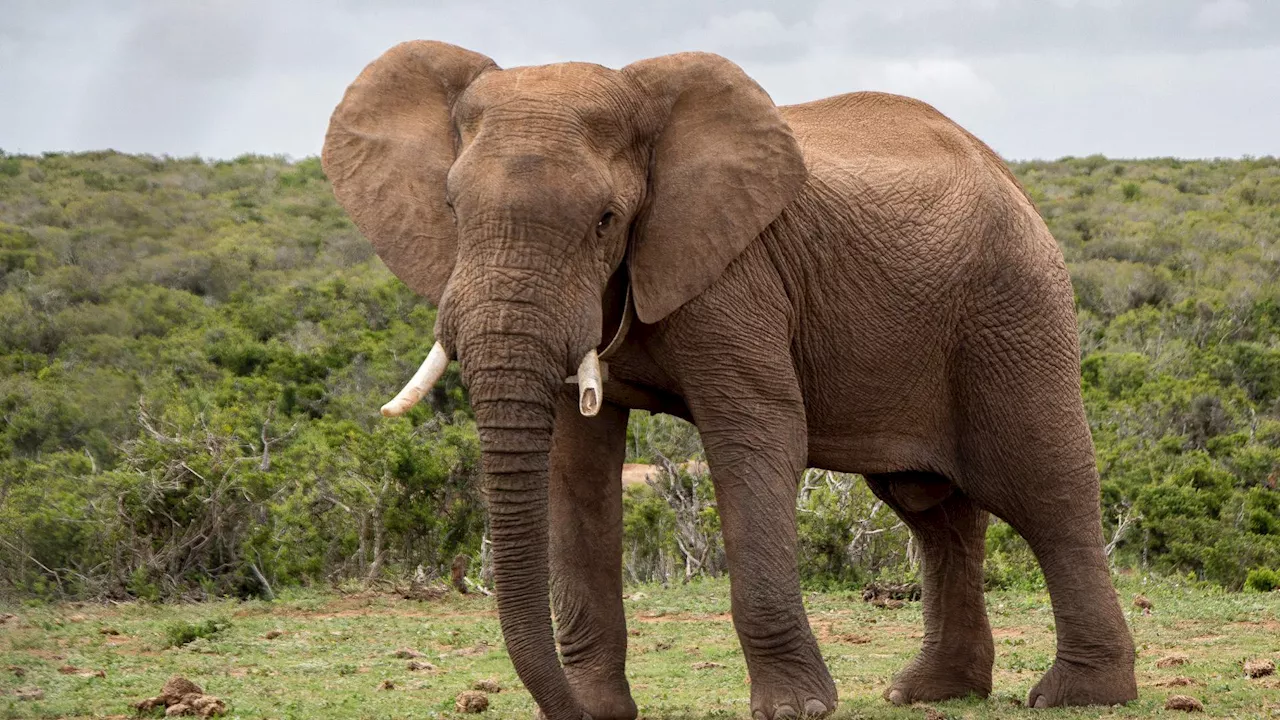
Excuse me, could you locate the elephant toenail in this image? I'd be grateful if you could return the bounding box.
[1033,694,1049,709]
[774,705,797,719]
[753,712,767,720]
[888,689,906,706]
[803,698,828,716]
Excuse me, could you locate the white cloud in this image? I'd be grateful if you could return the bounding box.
[1194,0,1251,30]
[688,10,794,51]
[0,0,1277,159]
[879,58,999,104]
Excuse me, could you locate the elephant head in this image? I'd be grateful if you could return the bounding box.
[322,40,806,719]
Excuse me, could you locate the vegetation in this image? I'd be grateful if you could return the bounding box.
[1,577,1277,718]
[1,149,1278,601]
[162,617,231,649]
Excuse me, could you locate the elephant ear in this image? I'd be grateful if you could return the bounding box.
[623,53,808,324]
[322,41,497,304]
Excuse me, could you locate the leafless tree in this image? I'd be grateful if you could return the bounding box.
[647,452,722,582]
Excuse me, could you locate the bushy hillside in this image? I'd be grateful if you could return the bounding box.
[0,150,1277,599]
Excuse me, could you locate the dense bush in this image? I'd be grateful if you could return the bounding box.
[1245,567,1280,592]
[1,150,1278,599]
[163,617,231,648]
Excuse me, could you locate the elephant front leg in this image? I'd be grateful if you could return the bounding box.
[547,389,636,720]
[697,405,837,720]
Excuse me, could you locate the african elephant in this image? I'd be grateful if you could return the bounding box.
[321,40,1138,720]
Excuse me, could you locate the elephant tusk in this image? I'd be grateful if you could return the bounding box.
[574,350,603,417]
[380,341,449,417]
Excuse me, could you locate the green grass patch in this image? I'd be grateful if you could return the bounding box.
[1,576,1277,719]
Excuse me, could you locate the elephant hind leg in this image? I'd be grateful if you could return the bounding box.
[865,472,994,705]
[964,455,1137,708]
[955,349,1137,708]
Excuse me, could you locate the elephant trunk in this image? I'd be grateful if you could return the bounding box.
[463,334,587,720]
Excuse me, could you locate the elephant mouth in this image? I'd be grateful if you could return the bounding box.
[379,277,634,420]
[379,341,605,418]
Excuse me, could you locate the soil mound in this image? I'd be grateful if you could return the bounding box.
[132,676,226,718]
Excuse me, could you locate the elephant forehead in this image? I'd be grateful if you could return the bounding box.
[458,63,643,140]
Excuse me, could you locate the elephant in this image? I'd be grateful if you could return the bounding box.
[321,40,1139,720]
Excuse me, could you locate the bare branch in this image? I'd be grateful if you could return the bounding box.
[463,576,492,596]
[1104,504,1142,558]
[136,399,180,444]
[248,561,275,601]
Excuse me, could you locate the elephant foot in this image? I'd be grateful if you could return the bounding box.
[560,669,636,720]
[883,643,993,705]
[1027,655,1137,708]
[747,645,838,719]
[750,691,833,720]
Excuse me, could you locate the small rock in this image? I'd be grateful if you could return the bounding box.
[14,687,43,701]
[1165,694,1204,712]
[1244,658,1275,679]
[407,660,439,672]
[99,627,120,635]
[162,676,204,700]
[391,647,426,659]
[1156,653,1190,668]
[134,696,167,712]
[192,695,227,718]
[456,690,489,713]
[378,680,395,691]
[472,678,502,693]
[263,629,284,640]
[691,662,724,670]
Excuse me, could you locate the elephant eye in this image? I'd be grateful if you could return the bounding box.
[596,211,615,237]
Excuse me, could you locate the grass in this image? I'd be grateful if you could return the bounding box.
[1,575,1276,719]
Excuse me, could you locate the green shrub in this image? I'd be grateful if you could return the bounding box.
[1244,568,1279,593]
[4,152,1280,600]
[164,618,231,647]
[984,521,1045,591]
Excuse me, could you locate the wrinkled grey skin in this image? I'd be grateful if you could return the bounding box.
[322,40,1138,720]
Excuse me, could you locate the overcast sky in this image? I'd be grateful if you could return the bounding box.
[2,0,1277,161]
